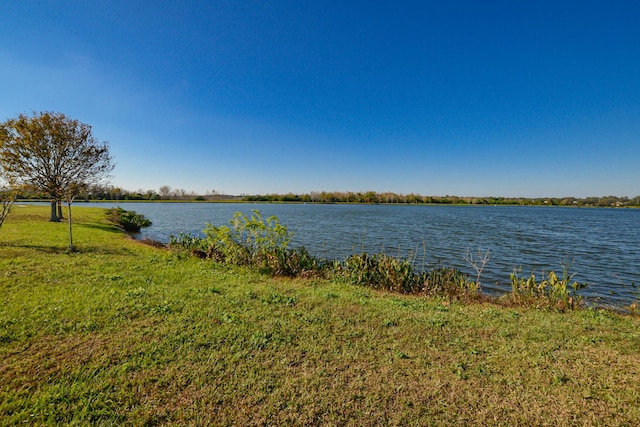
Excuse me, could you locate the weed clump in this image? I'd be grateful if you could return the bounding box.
[335,253,478,300]
[507,266,587,311]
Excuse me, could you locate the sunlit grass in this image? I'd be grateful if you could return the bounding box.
[1,205,639,425]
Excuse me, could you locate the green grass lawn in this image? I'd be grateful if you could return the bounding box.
[1,205,639,426]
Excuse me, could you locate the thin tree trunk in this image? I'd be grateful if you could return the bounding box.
[67,199,74,251]
[0,191,16,228]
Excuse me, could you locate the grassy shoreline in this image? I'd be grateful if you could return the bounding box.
[1,206,639,425]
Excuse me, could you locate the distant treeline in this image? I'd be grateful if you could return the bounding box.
[15,186,640,207]
[243,191,640,207]
[15,185,242,202]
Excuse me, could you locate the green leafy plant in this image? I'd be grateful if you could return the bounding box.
[337,252,478,299]
[168,232,209,257]
[169,212,326,277]
[509,265,587,310]
[168,232,204,249]
[106,207,152,232]
[265,245,327,277]
[340,253,417,292]
[203,210,291,267]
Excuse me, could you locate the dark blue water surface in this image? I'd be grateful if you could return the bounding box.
[67,202,640,306]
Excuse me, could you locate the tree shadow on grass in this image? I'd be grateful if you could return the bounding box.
[0,242,69,255]
[76,222,124,234]
[0,222,148,256]
[0,241,137,256]
[0,229,135,256]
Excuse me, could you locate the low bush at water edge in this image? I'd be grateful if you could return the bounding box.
[106,207,152,232]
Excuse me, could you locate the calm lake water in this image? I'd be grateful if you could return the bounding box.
[65,202,640,306]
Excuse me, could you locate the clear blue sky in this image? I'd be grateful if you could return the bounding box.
[1,1,638,197]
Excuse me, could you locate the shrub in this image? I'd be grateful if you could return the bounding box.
[203,210,291,267]
[182,210,326,277]
[106,207,152,232]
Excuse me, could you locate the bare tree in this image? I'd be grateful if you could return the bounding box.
[0,111,113,249]
[464,248,491,288]
[159,185,172,199]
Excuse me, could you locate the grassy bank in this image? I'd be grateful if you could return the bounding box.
[1,206,639,425]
